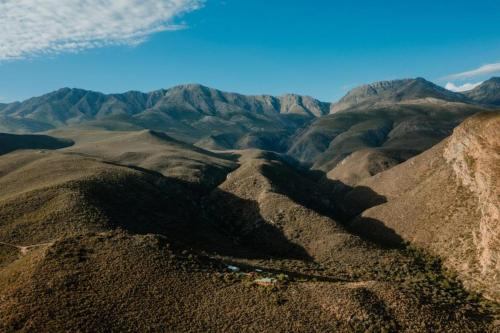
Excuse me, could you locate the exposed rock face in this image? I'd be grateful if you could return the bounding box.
[348,112,500,301]
[443,112,500,299]
[278,94,330,117]
[330,78,468,113]
[464,77,500,106]
[299,77,498,178]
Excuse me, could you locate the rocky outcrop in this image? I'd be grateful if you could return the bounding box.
[443,112,500,299]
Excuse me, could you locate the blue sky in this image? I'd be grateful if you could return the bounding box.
[1,0,500,103]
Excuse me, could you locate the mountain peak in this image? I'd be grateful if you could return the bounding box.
[331,77,466,113]
[278,94,329,117]
[463,77,500,106]
[168,83,219,93]
[477,77,500,87]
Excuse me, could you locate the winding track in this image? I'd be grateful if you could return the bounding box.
[0,241,53,255]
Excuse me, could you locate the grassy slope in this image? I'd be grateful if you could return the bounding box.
[0,126,497,331]
[50,128,238,189]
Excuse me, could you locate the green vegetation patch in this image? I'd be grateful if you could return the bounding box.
[402,245,499,322]
[0,244,19,267]
[464,153,476,171]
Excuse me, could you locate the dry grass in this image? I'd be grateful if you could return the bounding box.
[0,126,498,332]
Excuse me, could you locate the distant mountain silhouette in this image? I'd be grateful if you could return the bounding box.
[330,78,468,113]
[0,84,329,151]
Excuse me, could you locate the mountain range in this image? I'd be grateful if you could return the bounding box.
[0,84,329,151]
[0,78,496,136]
[0,78,498,168]
[0,76,499,332]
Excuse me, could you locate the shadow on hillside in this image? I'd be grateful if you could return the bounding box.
[348,216,404,247]
[318,176,406,248]
[259,161,405,249]
[84,158,403,257]
[82,165,311,261]
[330,182,405,247]
[258,161,384,220]
[0,133,74,156]
[201,188,313,261]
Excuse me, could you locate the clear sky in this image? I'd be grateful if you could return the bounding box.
[1,0,500,103]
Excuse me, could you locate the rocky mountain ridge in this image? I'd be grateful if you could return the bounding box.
[0,84,328,131]
[2,77,498,128]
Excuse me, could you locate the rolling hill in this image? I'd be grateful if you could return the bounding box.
[49,128,238,189]
[0,128,498,331]
[0,132,73,155]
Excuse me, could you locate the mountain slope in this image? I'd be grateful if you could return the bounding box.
[0,151,201,245]
[346,112,500,302]
[0,88,156,126]
[2,77,498,160]
[288,100,488,178]
[1,79,500,331]
[4,230,489,333]
[0,144,496,331]
[50,128,237,188]
[464,77,500,106]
